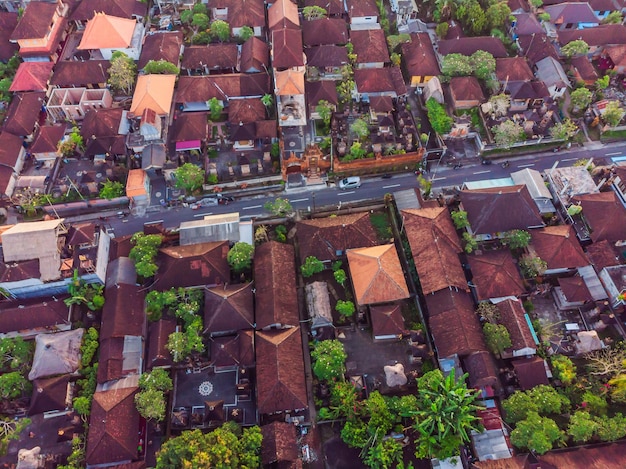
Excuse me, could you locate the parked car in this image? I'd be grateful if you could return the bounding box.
[338,176,361,190]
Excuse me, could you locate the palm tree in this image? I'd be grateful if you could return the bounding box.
[261,94,274,118]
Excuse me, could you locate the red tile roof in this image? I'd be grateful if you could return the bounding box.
[425,289,487,358]
[449,76,485,105]
[370,303,406,338]
[494,298,536,352]
[401,33,441,79]
[86,387,140,466]
[176,73,271,103]
[402,207,466,295]
[10,1,58,40]
[573,191,626,243]
[138,31,183,69]
[261,421,300,466]
[0,296,69,338]
[346,0,378,18]
[557,24,626,47]
[255,327,307,415]
[558,276,592,303]
[147,318,176,369]
[9,62,53,92]
[272,28,305,69]
[70,0,146,22]
[530,225,588,270]
[51,60,110,87]
[512,356,548,390]
[354,67,407,96]
[209,330,255,368]
[496,57,534,82]
[211,0,266,28]
[306,80,338,107]
[518,33,560,65]
[156,241,230,289]
[352,29,390,65]
[170,111,208,142]
[204,282,254,333]
[101,283,145,339]
[305,45,348,68]
[254,241,299,329]
[0,131,25,169]
[28,375,70,416]
[0,12,18,62]
[302,18,348,46]
[227,98,266,124]
[240,36,270,73]
[463,351,499,389]
[468,250,525,300]
[2,92,45,137]
[586,240,624,272]
[304,0,345,16]
[181,43,238,71]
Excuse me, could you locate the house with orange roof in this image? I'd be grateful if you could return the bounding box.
[130,74,176,117]
[125,168,150,206]
[274,69,306,127]
[9,0,68,62]
[77,13,144,60]
[8,62,54,93]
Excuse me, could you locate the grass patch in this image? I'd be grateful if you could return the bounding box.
[601,128,626,142]
[482,142,560,157]
[370,212,392,242]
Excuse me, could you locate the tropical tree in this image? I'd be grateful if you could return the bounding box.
[350,118,369,141]
[602,100,624,127]
[0,371,31,400]
[261,94,274,116]
[412,369,482,460]
[503,229,531,249]
[301,256,324,278]
[519,254,547,278]
[510,412,563,454]
[502,385,570,424]
[227,242,254,273]
[595,413,626,441]
[595,75,610,90]
[560,39,589,58]
[99,179,124,200]
[441,53,472,77]
[483,323,512,357]
[302,5,327,20]
[316,100,333,131]
[335,300,355,320]
[336,78,355,104]
[457,0,488,35]
[264,198,292,216]
[436,22,449,38]
[386,33,411,51]
[207,97,224,121]
[211,19,230,42]
[58,127,84,158]
[80,327,99,368]
[174,163,204,195]
[310,340,347,381]
[73,396,92,418]
[477,302,500,323]
[570,87,593,111]
[238,25,254,41]
[550,118,579,141]
[0,337,33,372]
[139,368,173,393]
[487,93,511,117]
[333,268,347,286]
[107,52,136,94]
[602,10,623,24]
[135,388,167,421]
[492,119,525,148]
[470,50,496,80]
[551,355,576,385]
[568,411,597,443]
[486,2,512,30]
[65,271,105,311]
[426,97,453,134]
[451,210,469,229]
[143,59,179,75]
[156,424,262,469]
[129,233,163,278]
[417,174,432,198]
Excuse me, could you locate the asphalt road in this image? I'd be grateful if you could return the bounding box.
[106,141,626,237]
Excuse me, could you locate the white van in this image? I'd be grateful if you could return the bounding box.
[338,176,361,190]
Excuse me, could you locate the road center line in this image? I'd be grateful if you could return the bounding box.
[606,152,622,156]
[473,170,491,175]
[290,198,309,203]
[561,157,578,162]
[517,163,535,168]
[382,184,401,188]
[431,177,447,181]
[193,212,213,218]
[337,191,355,195]
[242,205,262,210]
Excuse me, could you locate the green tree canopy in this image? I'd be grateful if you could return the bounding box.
[470,50,496,80]
[441,53,472,76]
[303,5,327,20]
[0,337,33,372]
[139,368,173,393]
[207,97,224,121]
[503,229,531,249]
[570,87,593,111]
[156,424,262,469]
[603,100,625,127]
[301,256,324,278]
[311,339,347,381]
[227,242,254,273]
[486,2,512,30]
[567,411,597,443]
[550,118,579,141]
[174,163,205,195]
[551,355,577,385]
[350,118,369,141]
[492,119,525,148]
[602,10,623,24]
[238,25,254,41]
[135,387,167,421]
[483,322,512,357]
[143,59,179,75]
[335,300,355,319]
[519,254,547,278]
[129,232,163,278]
[210,19,230,42]
[451,210,469,229]
[561,39,589,58]
[264,198,292,216]
[426,97,453,134]
[502,385,570,424]
[510,411,563,454]
[99,179,124,200]
[0,371,31,400]
[107,52,136,94]
[316,100,333,129]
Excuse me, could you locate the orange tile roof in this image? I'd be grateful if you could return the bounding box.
[347,244,410,306]
[77,13,136,50]
[274,69,305,95]
[125,169,147,198]
[130,74,176,116]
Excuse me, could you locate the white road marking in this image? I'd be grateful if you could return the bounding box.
[382,184,401,189]
[561,157,578,162]
[337,191,355,195]
[517,163,535,168]
[606,152,622,156]
[193,212,213,218]
[290,198,309,203]
[473,170,491,175]
[242,205,262,210]
[431,177,447,181]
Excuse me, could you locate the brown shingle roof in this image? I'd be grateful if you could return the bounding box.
[0,297,69,337]
[2,92,45,137]
[570,55,598,83]
[0,258,39,283]
[156,241,230,290]
[209,330,255,368]
[138,31,183,69]
[176,73,271,103]
[305,45,348,68]
[402,207,466,295]
[204,282,254,334]
[240,36,270,73]
[512,356,548,390]
[512,12,543,36]
[496,57,534,82]
[81,107,127,157]
[530,225,588,270]
[437,37,508,57]
[268,0,300,31]
[227,98,266,124]
[463,351,498,389]
[98,337,127,383]
[212,0,266,28]
[573,192,626,243]
[468,250,525,300]
[401,33,441,79]
[558,276,592,303]
[51,60,110,87]
[101,283,145,338]
[0,12,18,62]
[354,67,407,96]
[425,289,487,358]
[306,80,338,107]
[460,185,544,235]
[352,29,390,65]
[254,241,298,329]
[182,43,238,71]
[70,0,146,22]
[255,327,307,415]
[557,24,626,47]
[302,18,349,46]
[28,375,70,416]
[66,221,96,246]
[261,421,300,466]
[347,244,410,306]
[86,387,140,466]
[495,298,536,352]
[518,33,560,65]
[10,1,58,40]
[9,62,53,92]
[272,28,305,69]
[449,76,485,104]
[370,303,406,338]
[170,111,208,142]
[0,131,25,170]
[147,318,176,369]
[545,2,598,26]
[297,212,377,262]
[346,0,378,18]
[586,240,623,272]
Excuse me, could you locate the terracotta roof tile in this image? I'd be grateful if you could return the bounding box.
[204,282,254,333]
[101,283,145,339]
[370,303,406,338]
[557,24,626,47]
[10,1,58,40]
[512,356,548,390]
[0,12,18,62]
[254,241,298,329]
[170,111,208,141]
[0,131,25,169]
[0,296,69,337]
[530,225,588,270]
[77,13,136,50]
[305,80,338,107]
[28,375,70,416]
[494,298,536,352]
[51,60,110,87]
[209,330,255,368]
[346,0,378,18]
[302,18,348,46]
[354,67,407,96]
[352,29,390,65]
[518,33,560,65]
[271,28,304,69]
[147,318,176,369]
[0,258,40,283]
[176,74,270,103]
[261,421,300,465]
[240,36,270,73]
[70,0,146,22]
[463,351,498,389]
[401,33,440,79]
[586,240,624,272]
[449,76,485,104]
[181,44,237,72]
[227,98,266,124]
[138,31,183,69]
[468,250,525,300]
[268,0,300,31]
[2,92,45,137]
[211,0,265,28]
[496,57,534,82]
[255,327,307,414]
[402,207,466,295]
[572,192,626,243]
[305,45,348,68]
[9,62,53,92]
[347,244,410,306]
[130,74,176,116]
[558,276,592,303]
